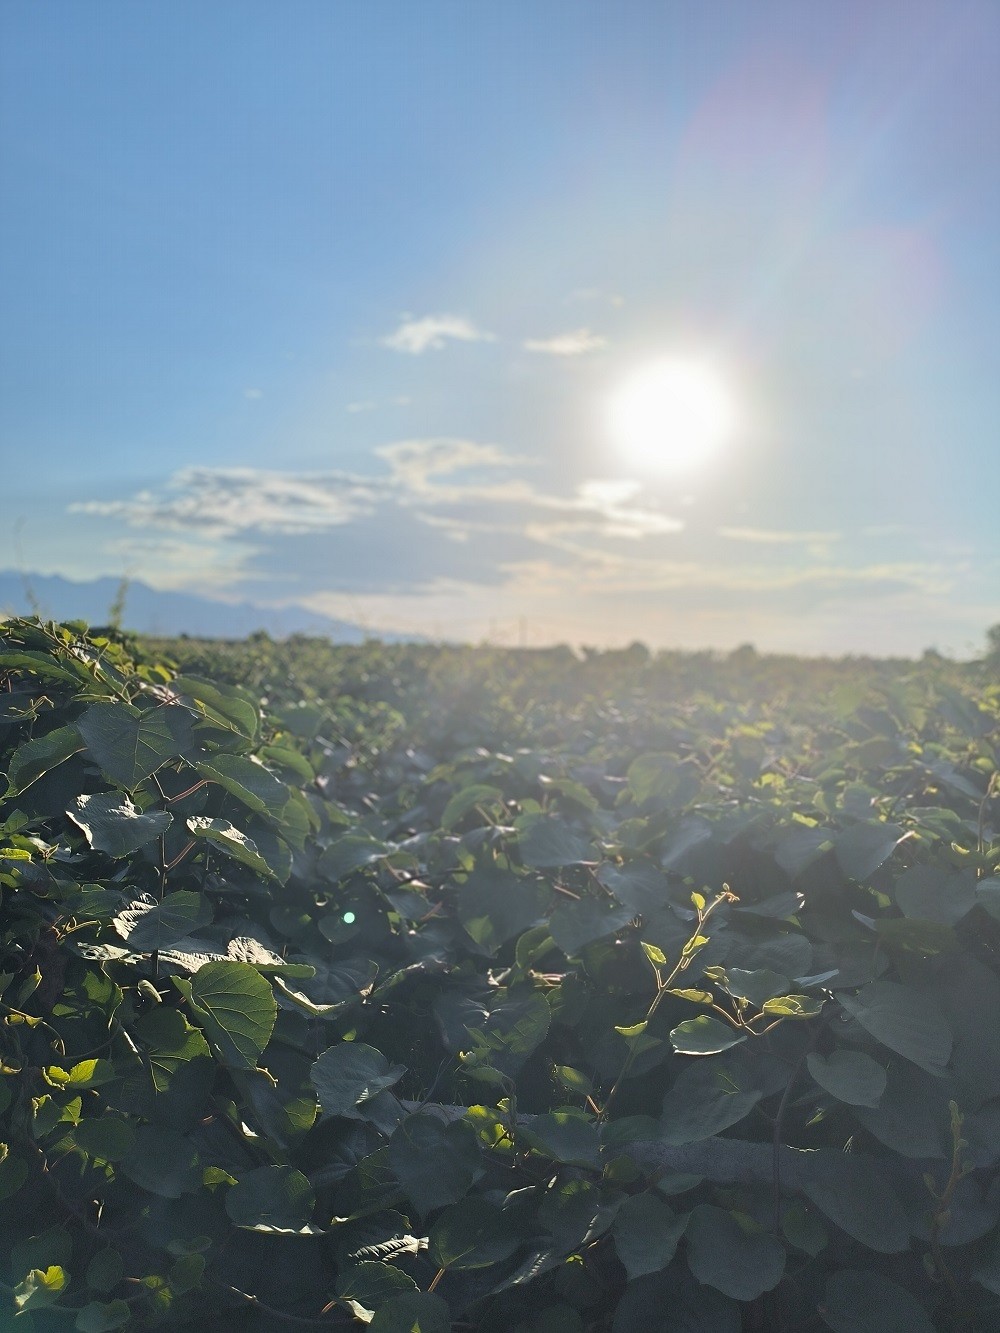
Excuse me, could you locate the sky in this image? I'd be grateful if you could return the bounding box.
[1,0,998,655]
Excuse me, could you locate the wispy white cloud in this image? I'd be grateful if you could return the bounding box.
[346,400,376,413]
[523,327,609,356]
[375,438,524,493]
[718,526,842,544]
[243,388,263,400]
[71,468,382,537]
[381,313,496,354]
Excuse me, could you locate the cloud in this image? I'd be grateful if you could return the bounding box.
[71,468,382,537]
[243,388,263,400]
[717,526,842,544]
[380,313,496,354]
[523,327,609,356]
[374,437,526,493]
[346,400,376,413]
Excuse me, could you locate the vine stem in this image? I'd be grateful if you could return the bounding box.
[206,1279,352,1327]
[598,887,737,1121]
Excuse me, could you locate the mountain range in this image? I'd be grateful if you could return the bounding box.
[0,571,400,642]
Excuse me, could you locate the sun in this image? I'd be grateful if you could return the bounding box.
[607,357,736,472]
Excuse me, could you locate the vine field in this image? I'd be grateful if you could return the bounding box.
[1,619,999,1331]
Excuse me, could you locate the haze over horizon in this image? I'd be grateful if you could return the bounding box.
[3,1,998,656]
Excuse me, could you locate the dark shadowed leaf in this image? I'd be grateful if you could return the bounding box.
[837,979,951,1076]
[799,1153,910,1252]
[834,822,904,881]
[389,1113,482,1214]
[369,1292,452,1333]
[550,896,634,956]
[806,1050,886,1108]
[669,1016,746,1055]
[428,1197,521,1270]
[6,725,84,795]
[684,1205,785,1300]
[820,1269,936,1333]
[516,814,594,868]
[893,865,976,925]
[613,1194,685,1278]
[312,1043,406,1119]
[225,1166,316,1232]
[660,1056,762,1144]
[78,702,193,789]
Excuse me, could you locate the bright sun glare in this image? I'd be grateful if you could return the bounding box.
[607,357,736,472]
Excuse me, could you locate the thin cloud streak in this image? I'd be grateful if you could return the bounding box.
[718,526,842,544]
[523,327,609,356]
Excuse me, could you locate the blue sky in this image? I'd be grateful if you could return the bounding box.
[2,0,998,654]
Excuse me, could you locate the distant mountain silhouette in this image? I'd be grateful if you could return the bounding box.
[0,571,408,642]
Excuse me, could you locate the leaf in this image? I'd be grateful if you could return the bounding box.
[75,1300,131,1332]
[318,833,393,881]
[336,1262,418,1319]
[6,725,85,795]
[806,1050,886,1108]
[893,865,977,925]
[660,815,714,871]
[721,968,791,1008]
[834,822,904,881]
[428,1197,521,1270]
[85,1249,124,1295]
[389,1113,482,1214]
[775,825,832,877]
[113,891,212,951]
[875,917,958,956]
[457,872,549,953]
[799,1153,911,1253]
[369,1292,452,1333]
[837,979,952,1076]
[193,753,289,819]
[975,877,1000,922]
[67,791,172,857]
[441,783,505,829]
[627,754,686,807]
[660,1056,762,1144]
[186,815,288,883]
[74,1114,136,1162]
[121,1126,199,1198]
[171,674,259,740]
[521,1110,601,1168]
[820,1269,936,1333]
[179,960,276,1069]
[225,1166,316,1232]
[781,1203,827,1257]
[597,860,667,914]
[549,896,634,955]
[613,1194,685,1279]
[849,1060,950,1159]
[684,1205,785,1300]
[77,701,193,789]
[312,1042,406,1119]
[760,994,823,1019]
[14,1265,69,1313]
[669,1016,745,1056]
[516,813,593,867]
